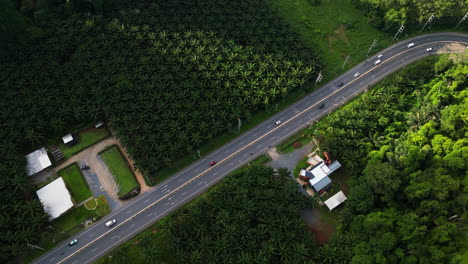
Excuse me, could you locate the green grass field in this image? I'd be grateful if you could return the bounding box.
[293,156,310,178]
[267,0,390,76]
[100,145,139,197]
[58,163,92,204]
[61,127,110,159]
[25,195,111,263]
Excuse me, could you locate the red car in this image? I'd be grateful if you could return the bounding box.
[209,160,217,166]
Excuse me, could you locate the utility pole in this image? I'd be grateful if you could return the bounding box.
[366,39,378,57]
[341,55,350,70]
[455,12,468,28]
[392,23,405,42]
[314,71,323,88]
[420,13,435,32]
[27,243,45,251]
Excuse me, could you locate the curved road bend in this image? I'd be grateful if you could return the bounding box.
[35,32,468,264]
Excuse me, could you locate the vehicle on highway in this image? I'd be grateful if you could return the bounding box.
[274,120,282,126]
[68,239,78,247]
[353,72,360,78]
[336,82,344,87]
[105,219,117,227]
[377,54,383,58]
[209,160,217,166]
[407,43,415,48]
[374,60,381,65]
[426,47,433,52]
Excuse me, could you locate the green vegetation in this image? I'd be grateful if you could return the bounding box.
[277,134,312,153]
[293,156,309,177]
[100,145,139,197]
[58,163,92,204]
[0,0,466,261]
[100,166,318,263]
[300,54,467,263]
[60,127,110,159]
[250,154,272,165]
[354,0,468,32]
[24,195,111,262]
[267,0,390,74]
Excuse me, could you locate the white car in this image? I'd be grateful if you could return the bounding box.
[426,47,433,52]
[105,219,117,227]
[353,72,360,78]
[377,54,383,59]
[274,121,281,126]
[407,43,415,48]
[374,60,381,65]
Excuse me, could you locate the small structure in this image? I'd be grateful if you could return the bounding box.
[95,121,104,128]
[299,153,342,193]
[62,133,79,146]
[25,148,52,176]
[36,177,74,220]
[324,191,347,211]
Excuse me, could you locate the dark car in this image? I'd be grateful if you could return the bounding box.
[209,160,217,166]
[68,239,78,247]
[336,82,344,87]
[319,104,325,109]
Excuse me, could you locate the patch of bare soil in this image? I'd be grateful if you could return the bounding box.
[301,208,335,244]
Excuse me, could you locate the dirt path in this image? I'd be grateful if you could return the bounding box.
[31,135,152,210]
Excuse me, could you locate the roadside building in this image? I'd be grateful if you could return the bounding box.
[36,177,74,220]
[25,147,52,176]
[324,191,347,211]
[299,158,342,193]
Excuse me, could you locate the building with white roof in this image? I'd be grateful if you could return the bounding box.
[324,191,347,211]
[62,133,79,146]
[25,148,52,176]
[36,177,74,220]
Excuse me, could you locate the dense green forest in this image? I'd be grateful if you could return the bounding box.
[101,54,467,264]
[352,0,468,32]
[0,0,317,261]
[311,54,467,263]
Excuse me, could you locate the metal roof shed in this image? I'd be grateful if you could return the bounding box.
[25,148,52,176]
[324,191,347,211]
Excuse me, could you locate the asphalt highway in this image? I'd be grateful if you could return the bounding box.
[34,32,468,264]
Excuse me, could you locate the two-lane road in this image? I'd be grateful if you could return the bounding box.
[35,32,468,264]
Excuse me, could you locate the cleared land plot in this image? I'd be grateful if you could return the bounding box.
[61,127,110,159]
[266,0,389,74]
[58,163,92,204]
[100,145,139,197]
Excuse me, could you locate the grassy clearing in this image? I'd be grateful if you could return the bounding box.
[60,127,110,159]
[293,156,309,178]
[276,134,312,154]
[100,145,139,197]
[58,163,92,204]
[266,0,390,77]
[250,154,272,166]
[25,195,110,263]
